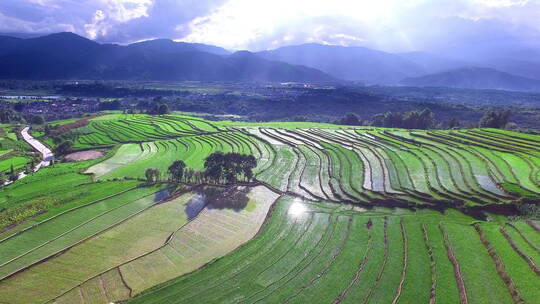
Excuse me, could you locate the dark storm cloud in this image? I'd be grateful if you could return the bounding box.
[0,0,539,59]
[0,0,226,44]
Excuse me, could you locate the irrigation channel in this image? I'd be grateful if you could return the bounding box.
[3,126,54,186]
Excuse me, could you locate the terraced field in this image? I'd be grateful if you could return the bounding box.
[128,199,540,304]
[0,113,539,304]
[0,125,34,174]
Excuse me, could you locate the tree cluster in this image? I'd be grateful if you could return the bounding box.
[0,108,24,124]
[204,152,257,184]
[479,110,511,129]
[336,113,362,126]
[145,168,161,184]
[148,103,170,115]
[167,160,186,182]
[371,109,434,129]
[54,140,73,155]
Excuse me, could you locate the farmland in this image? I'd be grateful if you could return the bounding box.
[0,113,539,304]
[0,125,35,176]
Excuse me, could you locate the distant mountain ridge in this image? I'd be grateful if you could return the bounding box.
[256,44,540,91]
[2,32,540,92]
[0,33,335,82]
[257,43,424,84]
[401,67,540,92]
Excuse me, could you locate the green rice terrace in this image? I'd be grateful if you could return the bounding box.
[0,113,539,304]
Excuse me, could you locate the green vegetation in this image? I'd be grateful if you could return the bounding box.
[0,113,539,304]
[128,200,540,304]
[0,125,36,181]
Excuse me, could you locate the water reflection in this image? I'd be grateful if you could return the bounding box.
[288,198,308,218]
[185,186,250,220]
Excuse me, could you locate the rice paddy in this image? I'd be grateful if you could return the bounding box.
[0,113,538,304]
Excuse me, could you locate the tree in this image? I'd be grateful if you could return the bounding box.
[418,109,434,129]
[150,103,170,115]
[9,164,17,182]
[371,109,434,129]
[203,152,258,184]
[479,110,511,128]
[337,113,361,126]
[156,103,170,115]
[13,103,25,112]
[168,160,186,182]
[55,140,73,155]
[28,115,45,125]
[506,122,518,130]
[44,124,51,136]
[204,152,226,183]
[371,113,385,127]
[145,168,160,184]
[240,155,257,181]
[447,118,460,129]
[98,99,121,110]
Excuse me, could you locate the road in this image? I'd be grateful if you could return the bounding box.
[2,127,54,186]
[20,126,54,169]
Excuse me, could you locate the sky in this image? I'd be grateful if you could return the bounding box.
[1,0,539,56]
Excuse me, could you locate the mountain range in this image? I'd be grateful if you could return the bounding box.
[0,33,334,82]
[401,67,540,92]
[0,32,539,91]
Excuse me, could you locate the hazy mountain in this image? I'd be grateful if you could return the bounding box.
[397,52,469,74]
[481,58,540,81]
[0,36,23,56]
[226,51,333,82]
[128,39,230,56]
[401,67,540,92]
[0,32,49,39]
[257,43,540,88]
[258,43,452,84]
[0,33,334,82]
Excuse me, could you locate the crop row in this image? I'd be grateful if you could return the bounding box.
[127,199,540,304]
[0,186,279,304]
[0,186,165,283]
[248,127,540,208]
[72,115,221,148]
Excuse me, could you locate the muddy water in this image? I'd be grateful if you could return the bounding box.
[184,186,250,220]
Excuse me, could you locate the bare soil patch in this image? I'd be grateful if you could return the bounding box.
[65,150,105,161]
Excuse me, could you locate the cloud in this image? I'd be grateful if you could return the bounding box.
[0,0,225,43]
[83,0,154,40]
[0,0,539,58]
[179,0,540,53]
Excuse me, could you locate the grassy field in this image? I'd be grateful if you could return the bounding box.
[0,125,34,174]
[0,113,538,304]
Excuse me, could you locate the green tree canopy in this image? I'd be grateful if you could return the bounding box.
[168,160,186,182]
[204,152,257,184]
[479,110,511,128]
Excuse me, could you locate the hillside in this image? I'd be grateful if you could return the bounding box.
[401,67,540,92]
[0,33,334,82]
[257,43,464,84]
[0,113,539,304]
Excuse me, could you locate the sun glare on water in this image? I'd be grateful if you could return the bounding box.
[288,199,308,217]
